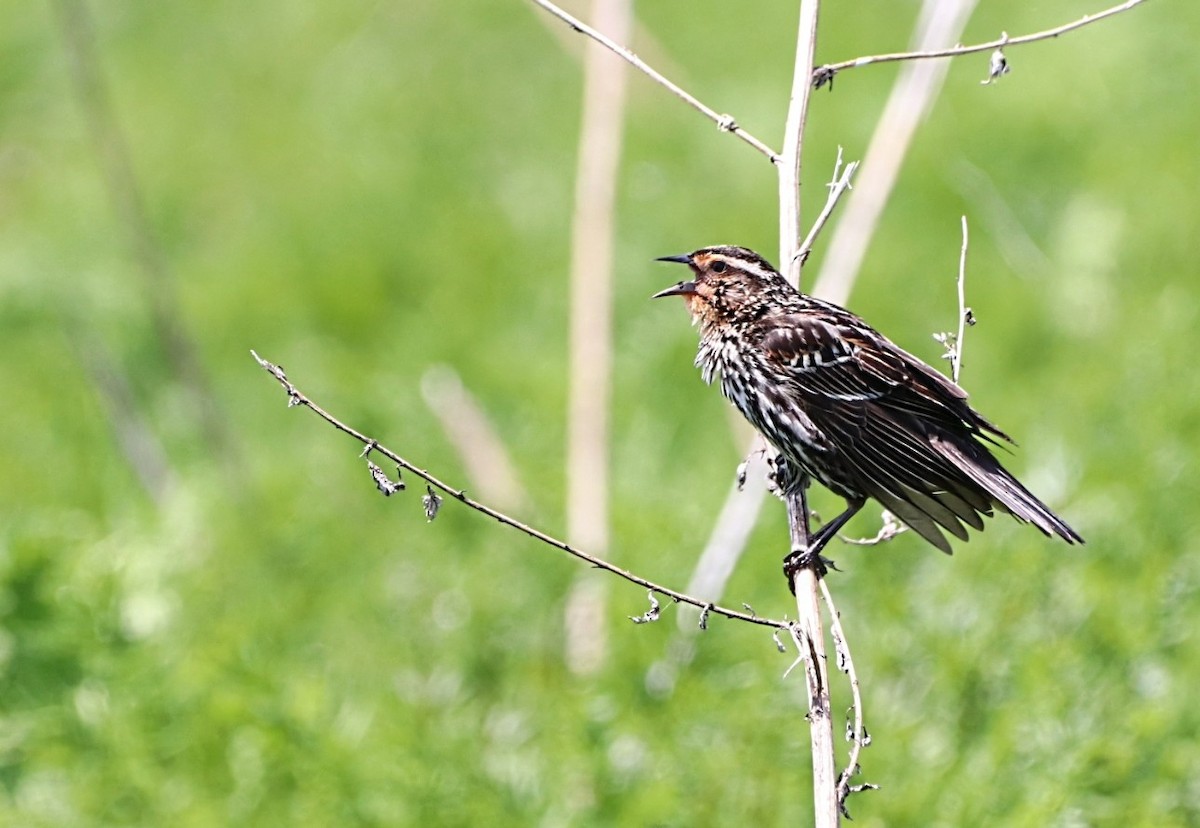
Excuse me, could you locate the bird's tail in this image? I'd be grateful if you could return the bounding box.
[932,435,1083,544]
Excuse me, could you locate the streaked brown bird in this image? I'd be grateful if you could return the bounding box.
[654,245,1082,578]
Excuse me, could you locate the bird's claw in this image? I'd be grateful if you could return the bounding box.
[782,548,837,592]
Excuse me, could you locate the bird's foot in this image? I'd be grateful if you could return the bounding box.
[782,548,838,593]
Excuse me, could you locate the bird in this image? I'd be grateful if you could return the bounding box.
[653,244,1082,580]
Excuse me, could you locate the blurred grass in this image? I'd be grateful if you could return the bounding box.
[2,0,1199,825]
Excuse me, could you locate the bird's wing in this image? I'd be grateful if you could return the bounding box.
[758,313,1001,547]
[760,312,1010,442]
[758,313,911,402]
[755,310,1078,546]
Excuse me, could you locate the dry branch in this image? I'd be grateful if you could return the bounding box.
[814,0,1149,88]
[777,4,839,824]
[561,0,632,677]
[251,351,791,631]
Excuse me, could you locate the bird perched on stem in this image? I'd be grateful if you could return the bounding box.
[653,245,1082,580]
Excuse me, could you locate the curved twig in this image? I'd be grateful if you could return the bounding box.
[820,579,879,815]
[251,351,789,630]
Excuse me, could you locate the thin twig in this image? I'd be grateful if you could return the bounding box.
[814,0,1148,86]
[932,215,972,382]
[953,215,970,384]
[796,147,860,271]
[820,579,879,816]
[562,0,632,677]
[528,0,781,164]
[527,0,690,87]
[251,351,790,630]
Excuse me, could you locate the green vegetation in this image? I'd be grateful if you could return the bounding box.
[2,1,1198,825]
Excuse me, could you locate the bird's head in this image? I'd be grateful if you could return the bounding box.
[652,245,786,325]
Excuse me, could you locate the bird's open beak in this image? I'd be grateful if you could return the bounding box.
[652,280,697,299]
[653,254,697,298]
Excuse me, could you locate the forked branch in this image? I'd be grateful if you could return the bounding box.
[795,148,860,271]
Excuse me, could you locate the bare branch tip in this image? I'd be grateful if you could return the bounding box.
[251,349,306,407]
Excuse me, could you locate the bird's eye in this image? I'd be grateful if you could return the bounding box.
[711,260,728,274]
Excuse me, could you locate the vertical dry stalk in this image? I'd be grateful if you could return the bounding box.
[781,2,976,822]
[777,3,840,823]
[779,0,821,287]
[563,0,633,676]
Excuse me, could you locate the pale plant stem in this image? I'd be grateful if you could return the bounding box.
[70,328,176,503]
[788,492,839,827]
[779,0,821,287]
[420,366,531,513]
[787,516,835,820]
[796,149,860,271]
[779,3,839,825]
[562,0,631,677]
[679,451,769,615]
[817,0,1149,82]
[953,216,969,383]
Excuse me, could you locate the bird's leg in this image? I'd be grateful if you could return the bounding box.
[767,452,811,498]
[783,497,865,587]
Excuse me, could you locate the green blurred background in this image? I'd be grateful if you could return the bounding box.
[3,0,1197,825]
